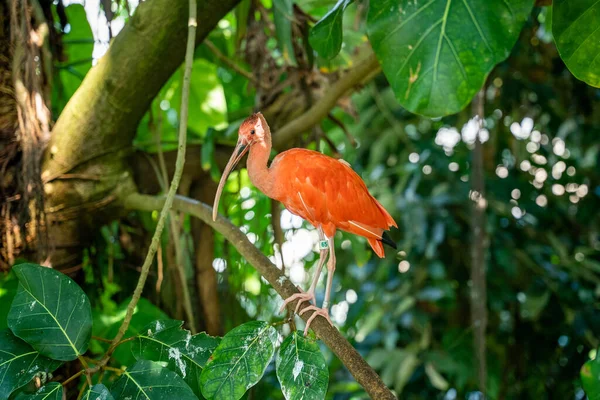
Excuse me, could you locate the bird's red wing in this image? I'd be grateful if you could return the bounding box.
[272,149,396,241]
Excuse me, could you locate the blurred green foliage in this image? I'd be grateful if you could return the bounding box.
[51,4,93,116]
[15,0,600,399]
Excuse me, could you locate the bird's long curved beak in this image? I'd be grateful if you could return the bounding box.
[212,140,250,221]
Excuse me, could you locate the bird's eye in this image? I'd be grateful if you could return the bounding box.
[250,129,255,135]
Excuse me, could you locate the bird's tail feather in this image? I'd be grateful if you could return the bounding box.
[367,238,385,258]
[367,233,397,258]
[381,232,397,249]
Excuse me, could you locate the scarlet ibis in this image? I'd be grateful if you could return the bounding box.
[213,112,397,334]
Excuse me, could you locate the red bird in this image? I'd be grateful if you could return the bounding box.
[213,112,397,334]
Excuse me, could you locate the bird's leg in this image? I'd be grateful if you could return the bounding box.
[279,229,328,315]
[300,236,336,335]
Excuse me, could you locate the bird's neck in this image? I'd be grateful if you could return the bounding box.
[247,133,275,197]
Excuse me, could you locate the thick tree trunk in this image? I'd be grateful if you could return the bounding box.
[1,0,53,270]
[40,0,240,271]
[0,0,18,270]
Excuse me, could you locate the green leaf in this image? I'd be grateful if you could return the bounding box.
[235,0,252,44]
[581,355,600,400]
[200,321,278,400]
[0,329,62,399]
[202,129,216,172]
[553,0,600,87]
[14,382,63,400]
[425,362,449,391]
[0,270,18,330]
[273,0,297,65]
[309,0,354,59]
[394,350,420,394]
[82,384,114,400]
[276,331,329,400]
[53,4,94,114]
[8,263,92,361]
[111,359,198,400]
[367,0,533,117]
[132,319,221,397]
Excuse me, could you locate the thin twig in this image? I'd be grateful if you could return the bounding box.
[62,369,84,386]
[320,131,342,158]
[91,335,112,343]
[86,0,196,374]
[273,50,381,150]
[124,193,396,400]
[115,336,137,346]
[151,101,197,333]
[204,39,269,90]
[103,366,124,375]
[156,243,164,292]
[81,356,98,364]
[77,356,92,386]
[327,112,357,147]
[97,370,105,385]
[76,381,89,400]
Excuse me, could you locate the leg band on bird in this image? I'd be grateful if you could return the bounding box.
[300,236,336,336]
[319,240,328,250]
[279,232,329,316]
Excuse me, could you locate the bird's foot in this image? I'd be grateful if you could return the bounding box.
[299,305,334,336]
[279,289,316,315]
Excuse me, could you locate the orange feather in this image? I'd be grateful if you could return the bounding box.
[269,149,397,257]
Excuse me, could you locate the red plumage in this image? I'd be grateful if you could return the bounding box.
[269,148,397,257]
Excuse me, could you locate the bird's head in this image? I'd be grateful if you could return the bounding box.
[212,112,268,221]
[237,112,268,145]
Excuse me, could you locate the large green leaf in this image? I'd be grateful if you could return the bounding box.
[200,321,278,400]
[367,0,533,117]
[581,355,600,400]
[309,0,354,59]
[82,384,114,400]
[0,329,62,399]
[553,0,600,87]
[273,0,298,65]
[14,382,63,400]
[132,319,221,397]
[110,359,198,400]
[8,264,92,361]
[276,331,329,400]
[53,4,94,114]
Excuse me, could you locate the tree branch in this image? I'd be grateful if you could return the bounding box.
[123,192,396,400]
[271,51,380,150]
[470,88,488,393]
[42,0,240,182]
[204,39,268,90]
